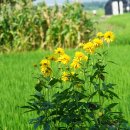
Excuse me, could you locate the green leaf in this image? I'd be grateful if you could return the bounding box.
[107,60,118,65]
[31,92,44,100]
[34,122,40,130]
[35,83,42,92]
[44,122,50,130]
[106,103,118,111]
[49,78,60,86]
[108,126,117,130]
[21,105,33,109]
[99,73,105,81]
[56,127,67,130]
[72,91,87,101]
[32,116,45,129]
[107,90,119,99]
[88,91,97,101]
[86,102,100,111]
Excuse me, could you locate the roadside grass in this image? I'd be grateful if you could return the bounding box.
[0,45,130,129]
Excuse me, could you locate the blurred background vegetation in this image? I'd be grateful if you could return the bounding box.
[0,0,94,53]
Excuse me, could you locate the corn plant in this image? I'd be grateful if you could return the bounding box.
[45,3,94,48]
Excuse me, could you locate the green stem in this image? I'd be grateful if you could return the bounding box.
[92,111,99,128]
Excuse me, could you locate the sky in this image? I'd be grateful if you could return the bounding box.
[34,0,69,5]
[34,0,107,5]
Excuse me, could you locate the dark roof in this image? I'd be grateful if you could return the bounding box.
[105,0,128,7]
[108,0,128,3]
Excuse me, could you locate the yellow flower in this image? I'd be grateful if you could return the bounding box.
[70,71,75,76]
[76,83,82,88]
[96,32,104,37]
[61,72,69,81]
[104,31,115,43]
[48,55,57,61]
[57,54,70,64]
[40,59,50,67]
[41,67,52,77]
[93,38,103,48]
[54,47,64,55]
[83,42,95,54]
[98,112,103,117]
[75,51,88,61]
[33,64,37,68]
[70,59,80,69]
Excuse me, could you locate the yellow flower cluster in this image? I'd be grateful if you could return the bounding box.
[71,59,80,69]
[61,72,69,81]
[93,38,103,48]
[39,31,114,80]
[54,47,64,55]
[96,32,104,38]
[53,47,70,64]
[48,55,56,61]
[104,31,115,43]
[71,51,88,69]
[40,48,71,78]
[57,54,70,64]
[83,42,95,54]
[61,71,75,82]
[75,52,88,61]
[81,31,114,54]
[40,59,52,77]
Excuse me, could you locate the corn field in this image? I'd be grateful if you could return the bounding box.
[0,1,94,53]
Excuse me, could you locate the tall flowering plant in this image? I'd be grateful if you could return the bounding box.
[22,31,129,129]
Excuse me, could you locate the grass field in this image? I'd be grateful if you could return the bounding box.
[0,44,130,129]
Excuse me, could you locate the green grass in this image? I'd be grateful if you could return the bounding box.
[0,51,47,130]
[106,45,130,120]
[0,45,130,129]
[96,13,130,45]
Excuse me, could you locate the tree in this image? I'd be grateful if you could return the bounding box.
[0,0,35,5]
